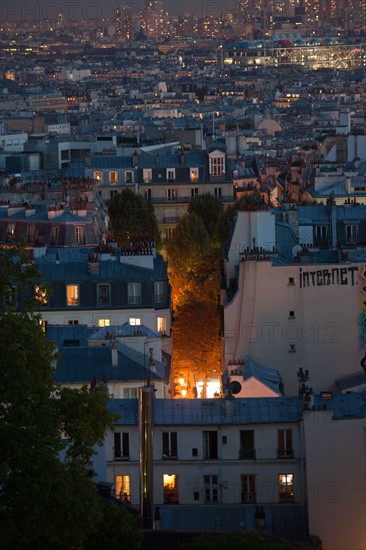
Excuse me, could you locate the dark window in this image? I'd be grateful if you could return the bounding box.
[239,430,255,459]
[114,432,130,460]
[278,430,294,458]
[204,475,218,502]
[162,432,177,459]
[98,284,110,305]
[192,448,198,457]
[241,474,256,503]
[204,431,218,459]
[63,339,80,346]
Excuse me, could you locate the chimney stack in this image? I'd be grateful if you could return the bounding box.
[111,340,118,366]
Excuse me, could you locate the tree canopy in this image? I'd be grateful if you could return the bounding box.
[108,188,161,249]
[0,247,141,549]
[166,195,225,384]
[188,194,224,239]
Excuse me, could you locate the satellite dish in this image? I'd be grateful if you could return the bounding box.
[230,381,242,395]
[292,244,302,258]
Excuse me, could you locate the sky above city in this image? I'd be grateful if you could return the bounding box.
[0,1,240,25]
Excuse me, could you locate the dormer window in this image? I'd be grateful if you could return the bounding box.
[35,286,48,305]
[128,282,141,305]
[75,226,84,244]
[94,171,102,183]
[7,223,15,236]
[345,224,358,244]
[98,284,110,305]
[166,168,175,182]
[154,281,165,303]
[66,285,79,306]
[125,170,133,184]
[209,151,225,176]
[50,226,59,244]
[109,171,118,184]
[143,169,152,183]
[190,168,199,181]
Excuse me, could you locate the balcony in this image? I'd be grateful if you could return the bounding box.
[241,493,256,503]
[162,453,178,460]
[239,449,256,460]
[277,449,294,459]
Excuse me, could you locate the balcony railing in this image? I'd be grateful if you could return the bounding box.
[239,449,256,460]
[241,493,256,503]
[162,453,178,460]
[277,449,294,458]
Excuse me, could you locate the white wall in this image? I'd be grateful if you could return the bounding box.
[225,211,276,284]
[224,261,363,395]
[304,411,366,550]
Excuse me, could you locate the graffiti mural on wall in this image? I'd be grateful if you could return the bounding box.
[359,265,366,371]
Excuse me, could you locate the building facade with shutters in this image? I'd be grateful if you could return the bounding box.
[86,144,235,242]
[32,244,172,355]
[102,396,308,541]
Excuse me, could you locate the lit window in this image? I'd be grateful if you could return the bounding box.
[128,283,141,305]
[66,285,79,306]
[39,320,48,333]
[163,474,179,504]
[154,282,165,303]
[129,317,141,326]
[204,475,218,502]
[157,316,166,335]
[98,319,110,327]
[279,473,294,502]
[7,223,15,236]
[115,475,131,502]
[94,171,102,182]
[109,171,118,184]
[98,283,110,305]
[35,285,47,305]
[190,168,199,181]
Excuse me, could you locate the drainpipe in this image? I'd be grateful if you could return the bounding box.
[139,381,155,530]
